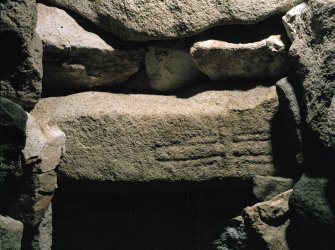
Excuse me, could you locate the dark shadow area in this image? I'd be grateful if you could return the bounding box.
[270,111,302,179]
[0,31,24,77]
[52,182,255,250]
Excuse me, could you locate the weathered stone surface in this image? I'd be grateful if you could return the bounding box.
[191,35,289,81]
[36,3,143,93]
[0,0,43,110]
[213,216,247,250]
[244,190,292,250]
[42,0,304,41]
[0,98,27,207]
[31,86,279,186]
[288,0,335,151]
[290,175,335,235]
[145,44,202,92]
[0,215,24,250]
[282,3,308,42]
[23,113,66,173]
[8,114,65,225]
[253,175,294,202]
[276,78,303,164]
[31,203,53,250]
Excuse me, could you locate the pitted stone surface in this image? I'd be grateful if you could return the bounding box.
[31,87,279,185]
[42,0,304,41]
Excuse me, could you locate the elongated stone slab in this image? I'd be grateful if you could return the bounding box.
[191,35,289,81]
[42,0,304,41]
[36,3,143,93]
[31,86,279,185]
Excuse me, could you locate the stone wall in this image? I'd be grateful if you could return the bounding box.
[0,0,334,249]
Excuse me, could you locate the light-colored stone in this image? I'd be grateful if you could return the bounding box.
[0,0,42,110]
[36,3,144,92]
[288,0,335,152]
[282,3,308,41]
[42,0,304,41]
[253,175,294,202]
[244,190,292,250]
[0,215,24,250]
[23,113,66,173]
[145,45,202,92]
[32,203,53,250]
[191,35,289,81]
[8,113,65,225]
[31,86,279,186]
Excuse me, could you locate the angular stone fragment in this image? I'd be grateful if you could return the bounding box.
[42,0,304,41]
[31,86,279,187]
[244,190,292,250]
[0,215,24,250]
[276,78,303,164]
[191,35,289,81]
[0,98,27,207]
[36,3,144,93]
[213,216,247,250]
[8,114,65,225]
[282,3,308,41]
[0,0,43,110]
[31,203,53,250]
[253,175,294,202]
[145,44,202,92]
[288,0,335,152]
[290,175,335,238]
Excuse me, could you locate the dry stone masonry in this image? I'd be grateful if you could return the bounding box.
[1,0,335,249]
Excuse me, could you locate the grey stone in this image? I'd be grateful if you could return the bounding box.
[0,98,27,206]
[0,0,43,110]
[282,3,308,42]
[276,77,303,164]
[36,3,144,93]
[32,203,53,250]
[145,44,202,92]
[42,0,304,41]
[288,0,335,151]
[290,175,335,234]
[244,190,292,250]
[213,216,247,250]
[253,175,294,202]
[0,215,24,250]
[8,113,65,225]
[31,86,279,187]
[191,35,289,81]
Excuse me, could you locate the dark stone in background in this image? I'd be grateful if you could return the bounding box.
[0,97,27,212]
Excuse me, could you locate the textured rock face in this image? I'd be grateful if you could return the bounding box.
[31,86,279,186]
[282,3,308,42]
[290,175,335,242]
[213,216,247,250]
[36,3,144,93]
[0,98,27,206]
[191,35,289,81]
[145,44,202,92]
[244,190,292,250]
[288,0,335,151]
[8,113,65,225]
[31,203,53,250]
[0,0,42,110]
[276,78,303,164]
[253,175,294,202]
[0,215,24,250]
[42,0,304,41]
